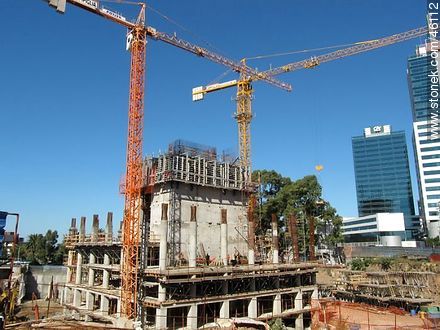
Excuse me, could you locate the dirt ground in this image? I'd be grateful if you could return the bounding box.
[317,302,439,330]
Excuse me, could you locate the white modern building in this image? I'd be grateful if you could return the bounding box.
[408,43,440,238]
[342,213,407,247]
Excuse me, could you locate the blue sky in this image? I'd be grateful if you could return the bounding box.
[0,0,427,238]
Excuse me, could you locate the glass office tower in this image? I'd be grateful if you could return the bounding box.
[408,43,440,238]
[352,125,419,238]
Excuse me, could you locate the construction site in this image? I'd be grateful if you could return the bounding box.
[2,0,440,329]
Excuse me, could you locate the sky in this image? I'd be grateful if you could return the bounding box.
[0,0,428,238]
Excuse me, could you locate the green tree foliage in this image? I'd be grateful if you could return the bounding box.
[19,230,65,265]
[426,236,440,247]
[269,318,287,330]
[253,170,343,255]
[350,258,371,271]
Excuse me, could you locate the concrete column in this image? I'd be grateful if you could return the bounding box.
[88,253,95,286]
[273,293,282,316]
[116,298,121,316]
[189,205,197,268]
[155,307,167,330]
[79,217,86,242]
[105,212,113,243]
[102,253,110,289]
[100,295,109,314]
[69,218,77,237]
[75,252,83,285]
[248,197,256,265]
[187,304,197,329]
[66,250,74,283]
[248,297,257,318]
[157,283,167,329]
[220,300,229,320]
[85,292,94,321]
[294,290,304,330]
[272,214,279,264]
[220,209,228,266]
[159,203,168,271]
[91,214,99,242]
[73,289,81,307]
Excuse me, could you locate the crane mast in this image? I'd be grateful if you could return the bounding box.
[122,21,147,318]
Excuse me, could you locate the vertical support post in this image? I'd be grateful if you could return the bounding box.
[294,290,304,330]
[79,217,86,243]
[273,293,282,316]
[247,196,256,265]
[187,304,198,329]
[308,215,315,261]
[75,252,83,285]
[248,296,257,318]
[289,214,300,262]
[189,205,197,268]
[272,214,279,264]
[220,209,228,266]
[100,295,109,314]
[105,212,113,243]
[102,253,110,289]
[159,203,168,271]
[91,214,99,242]
[88,253,95,286]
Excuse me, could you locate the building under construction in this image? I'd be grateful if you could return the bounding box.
[62,141,318,329]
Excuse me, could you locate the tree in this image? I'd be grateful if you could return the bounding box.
[20,230,65,265]
[253,170,343,256]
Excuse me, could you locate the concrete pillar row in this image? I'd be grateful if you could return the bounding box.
[159,203,168,271]
[189,205,197,268]
[220,209,228,266]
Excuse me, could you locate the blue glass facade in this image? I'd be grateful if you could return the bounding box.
[352,129,417,236]
[407,52,432,122]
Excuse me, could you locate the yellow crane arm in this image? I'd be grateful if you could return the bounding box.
[260,26,428,76]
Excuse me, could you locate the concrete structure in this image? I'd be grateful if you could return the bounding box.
[352,125,420,238]
[62,141,318,329]
[342,213,406,246]
[62,213,122,325]
[408,43,440,238]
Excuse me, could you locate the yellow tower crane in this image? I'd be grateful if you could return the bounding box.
[192,26,428,180]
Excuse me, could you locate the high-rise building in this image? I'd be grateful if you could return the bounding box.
[408,43,440,238]
[352,125,420,238]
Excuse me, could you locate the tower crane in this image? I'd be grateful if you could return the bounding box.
[42,0,290,319]
[192,26,428,178]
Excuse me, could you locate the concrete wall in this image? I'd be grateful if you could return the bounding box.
[149,182,248,261]
[24,265,67,300]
